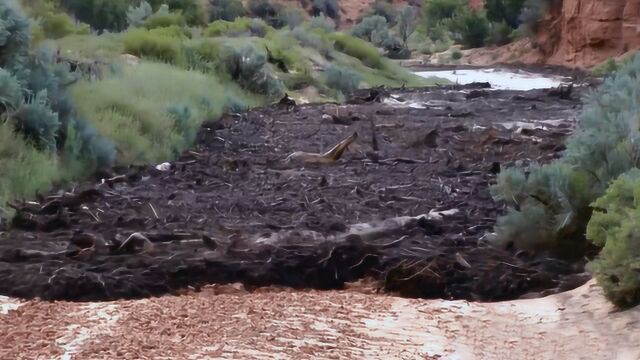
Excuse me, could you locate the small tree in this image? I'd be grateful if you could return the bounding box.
[447,8,489,49]
[484,0,526,28]
[397,5,417,45]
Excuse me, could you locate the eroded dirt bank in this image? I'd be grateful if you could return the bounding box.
[2,280,639,359]
[0,83,589,302]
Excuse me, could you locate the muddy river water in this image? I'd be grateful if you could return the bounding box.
[415,68,569,90]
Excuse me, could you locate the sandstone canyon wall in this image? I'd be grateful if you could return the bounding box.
[535,0,640,67]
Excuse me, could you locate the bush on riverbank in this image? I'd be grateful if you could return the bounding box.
[491,54,640,307]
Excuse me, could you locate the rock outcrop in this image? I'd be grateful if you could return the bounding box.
[535,0,640,67]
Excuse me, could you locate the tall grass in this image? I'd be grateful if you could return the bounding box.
[0,122,63,206]
[70,62,255,165]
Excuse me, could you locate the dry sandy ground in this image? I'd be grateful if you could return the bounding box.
[1,280,639,360]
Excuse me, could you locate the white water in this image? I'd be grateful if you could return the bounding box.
[415,68,568,90]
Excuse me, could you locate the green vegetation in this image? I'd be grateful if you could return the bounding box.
[70,62,251,164]
[1,0,440,214]
[1,0,115,213]
[592,54,637,78]
[325,64,361,97]
[491,54,640,306]
[586,169,640,308]
[416,0,549,51]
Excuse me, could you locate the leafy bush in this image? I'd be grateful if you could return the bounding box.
[447,8,490,49]
[325,64,361,95]
[58,0,130,32]
[248,0,285,28]
[308,14,335,32]
[208,0,247,21]
[311,0,340,20]
[351,15,388,43]
[291,27,334,57]
[279,7,305,30]
[40,12,89,39]
[143,11,187,30]
[205,18,250,36]
[484,0,526,28]
[592,58,620,78]
[586,169,640,308]
[329,32,386,69]
[223,91,249,113]
[147,0,208,25]
[422,0,465,29]
[219,44,285,98]
[123,27,184,64]
[451,49,462,59]
[367,0,398,26]
[491,54,640,258]
[486,21,513,46]
[248,18,270,37]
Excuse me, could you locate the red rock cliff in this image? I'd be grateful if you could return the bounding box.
[535,0,640,67]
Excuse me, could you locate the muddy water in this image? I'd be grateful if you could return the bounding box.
[415,68,569,90]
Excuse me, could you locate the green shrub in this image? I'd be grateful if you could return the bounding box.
[486,21,513,46]
[10,91,60,152]
[204,18,251,36]
[40,12,88,39]
[328,33,386,69]
[592,58,620,78]
[126,0,153,28]
[143,11,187,29]
[422,0,465,29]
[325,64,361,96]
[367,0,398,26]
[223,91,249,113]
[587,169,640,308]
[447,8,490,49]
[0,122,63,205]
[219,44,285,98]
[147,0,208,26]
[291,27,334,57]
[123,27,184,64]
[491,54,640,258]
[208,0,247,21]
[58,0,130,32]
[248,18,270,37]
[0,0,115,209]
[279,6,305,30]
[308,14,335,32]
[248,0,285,28]
[451,49,462,59]
[351,15,388,43]
[484,0,526,28]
